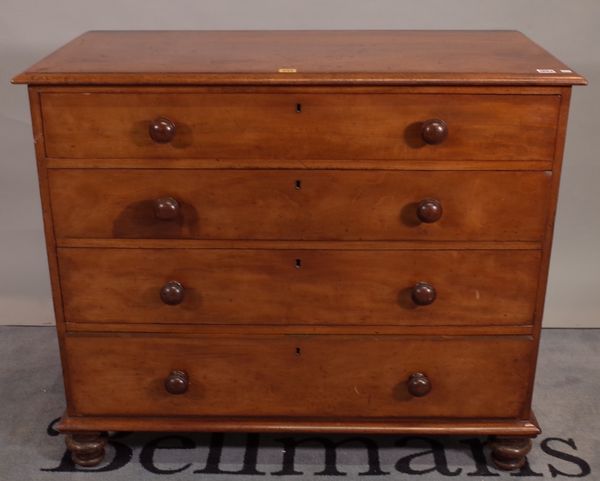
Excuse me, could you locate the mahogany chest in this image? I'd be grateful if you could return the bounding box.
[13,30,586,470]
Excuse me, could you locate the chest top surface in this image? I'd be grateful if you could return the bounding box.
[12,30,586,86]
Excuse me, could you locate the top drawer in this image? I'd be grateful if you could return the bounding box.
[40,92,559,161]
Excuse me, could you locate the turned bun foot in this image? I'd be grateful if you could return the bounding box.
[490,437,532,470]
[65,432,107,467]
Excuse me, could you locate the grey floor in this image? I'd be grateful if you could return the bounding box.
[0,326,598,480]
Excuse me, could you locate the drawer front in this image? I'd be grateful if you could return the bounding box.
[58,248,540,326]
[49,170,550,242]
[65,334,533,418]
[41,92,559,161]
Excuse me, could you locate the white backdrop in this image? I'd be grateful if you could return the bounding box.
[1,0,598,326]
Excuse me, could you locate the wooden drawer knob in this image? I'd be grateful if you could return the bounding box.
[160,280,185,305]
[407,372,432,397]
[411,281,436,306]
[153,197,180,220]
[416,198,443,223]
[164,370,188,394]
[421,119,448,145]
[149,117,176,143]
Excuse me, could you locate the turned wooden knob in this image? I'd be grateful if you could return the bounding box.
[164,370,188,394]
[407,372,432,397]
[421,119,448,145]
[153,197,180,220]
[411,282,437,306]
[160,280,184,305]
[416,198,443,223]
[149,117,176,143]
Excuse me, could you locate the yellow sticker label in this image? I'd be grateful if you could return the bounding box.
[278,68,297,73]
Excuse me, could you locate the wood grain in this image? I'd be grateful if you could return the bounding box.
[26,88,78,416]
[524,87,574,417]
[49,170,551,242]
[64,334,534,418]
[46,158,555,171]
[13,32,586,454]
[58,413,541,436]
[41,91,560,161]
[58,248,541,326]
[56,238,542,250]
[12,30,586,86]
[64,321,533,336]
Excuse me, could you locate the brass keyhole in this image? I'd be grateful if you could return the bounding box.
[295,180,302,190]
[296,103,302,113]
[295,258,302,269]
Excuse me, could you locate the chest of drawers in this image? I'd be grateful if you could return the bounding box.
[13,30,585,471]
